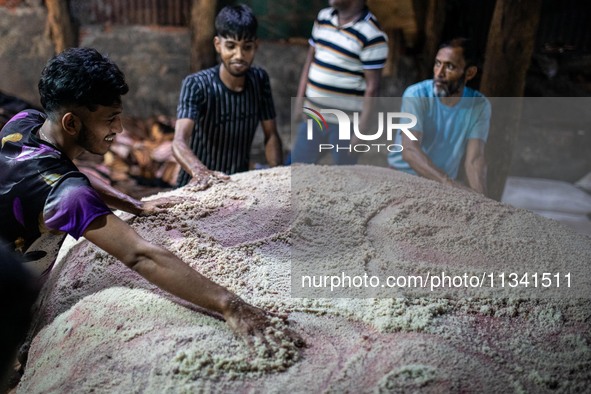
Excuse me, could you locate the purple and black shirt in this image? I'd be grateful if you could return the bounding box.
[0,110,111,280]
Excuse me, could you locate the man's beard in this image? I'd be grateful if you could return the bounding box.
[434,73,465,97]
[228,69,247,77]
[76,122,97,154]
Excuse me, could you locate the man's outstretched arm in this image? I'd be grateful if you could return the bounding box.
[81,168,178,216]
[172,118,229,186]
[83,213,302,348]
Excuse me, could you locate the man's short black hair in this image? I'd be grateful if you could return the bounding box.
[439,37,480,69]
[38,47,129,119]
[215,4,258,41]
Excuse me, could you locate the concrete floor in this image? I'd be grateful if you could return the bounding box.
[501,176,591,236]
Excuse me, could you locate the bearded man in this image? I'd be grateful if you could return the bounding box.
[388,38,491,195]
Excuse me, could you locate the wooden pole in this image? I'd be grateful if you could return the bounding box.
[480,0,542,200]
[45,0,77,54]
[420,0,445,80]
[190,0,218,73]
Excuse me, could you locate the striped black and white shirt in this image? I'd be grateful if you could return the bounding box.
[176,64,276,187]
[305,7,388,113]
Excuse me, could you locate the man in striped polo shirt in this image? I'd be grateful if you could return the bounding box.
[291,0,388,165]
[173,5,283,188]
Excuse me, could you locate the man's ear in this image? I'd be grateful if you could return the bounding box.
[213,36,221,54]
[465,65,478,82]
[62,112,80,136]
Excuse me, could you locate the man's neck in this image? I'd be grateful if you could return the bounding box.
[438,95,462,107]
[39,120,82,160]
[219,64,246,92]
[335,5,365,26]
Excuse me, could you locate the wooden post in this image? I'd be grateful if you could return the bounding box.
[480,0,542,200]
[190,0,218,73]
[45,0,77,53]
[383,29,404,78]
[419,0,445,80]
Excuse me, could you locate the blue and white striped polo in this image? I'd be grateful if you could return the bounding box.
[305,7,388,113]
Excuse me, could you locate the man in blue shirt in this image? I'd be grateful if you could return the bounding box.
[388,38,490,194]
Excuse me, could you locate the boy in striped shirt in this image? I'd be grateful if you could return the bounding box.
[173,5,283,188]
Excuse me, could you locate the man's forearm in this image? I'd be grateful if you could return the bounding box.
[85,214,233,315]
[463,140,488,194]
[171,140,209,178]
[294,47,315,121]
[466,159,487,195]
[264,135,283,167]
[130,243,237,316]
[296,46,315,99]
[403,147,451,184]
[358,98,376,136]
[83,168,143,215]
[357,69,381,133]
[98,186,143,215]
